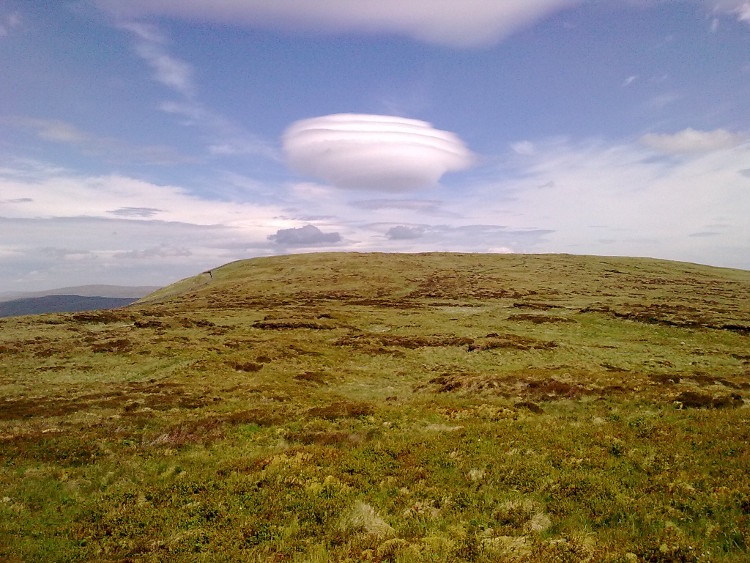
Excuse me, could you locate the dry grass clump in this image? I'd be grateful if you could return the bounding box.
[339,501,394,538]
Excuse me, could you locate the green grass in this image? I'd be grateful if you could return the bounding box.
[1,252,749,561]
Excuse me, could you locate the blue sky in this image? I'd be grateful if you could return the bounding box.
[1,0,749,292]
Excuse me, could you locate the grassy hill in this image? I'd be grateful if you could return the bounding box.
[1,252,748,561]
[0,295,139,318]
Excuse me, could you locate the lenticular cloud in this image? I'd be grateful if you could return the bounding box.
[282,114,474,191]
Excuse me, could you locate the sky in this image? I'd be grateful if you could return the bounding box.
[1,0,749,292]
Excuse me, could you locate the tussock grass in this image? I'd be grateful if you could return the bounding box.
[1,252,749,561]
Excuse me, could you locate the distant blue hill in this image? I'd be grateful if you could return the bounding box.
[0,295,137,318]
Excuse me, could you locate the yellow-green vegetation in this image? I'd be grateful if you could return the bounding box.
[1,252,749,562]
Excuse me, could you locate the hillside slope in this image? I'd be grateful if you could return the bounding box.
[0,295,138,318]
[1,253,748,561]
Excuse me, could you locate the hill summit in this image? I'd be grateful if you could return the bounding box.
[1,252,748,561]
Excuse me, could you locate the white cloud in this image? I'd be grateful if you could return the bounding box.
[97,0,579,48]
[463,137,750,268]
[283,114,474,191]
[0,168,286,229]
[0,162,303,290]
[640,128,746,154]
[622,75,638,87]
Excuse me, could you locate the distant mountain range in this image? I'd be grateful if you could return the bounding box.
[0,285,158,318]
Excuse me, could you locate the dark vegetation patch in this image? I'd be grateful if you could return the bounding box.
[335,333,474,351]
[178,317,215,328]
[148,408,288,448]
[421,372,595,400]
[408,272,526,300]
[90,338,132,353]
[515,401,544,414]
[228,361,263,373]
[0,381,207,421]
[507,313,573,324]
[649,373,747,389]
[351,298,423,309]
[512,301,563,310]
[294,371,327,385]
[580,303,749,334]
[0,433,104,466]
[253,319,334,330]
[287,430,367,446]
[221,407,287,427]
[467,333,557,351]
[674,391,744,409]
[306,401,374,420]
[133,319,164,329]
[601,362,629,372]
[149,419,226,447]
[650,374,682,385]
[71,310,134,324]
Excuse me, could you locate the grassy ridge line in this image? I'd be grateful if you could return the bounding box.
[0,252,748,561]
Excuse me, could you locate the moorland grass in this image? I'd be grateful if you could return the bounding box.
[1,252,748,561]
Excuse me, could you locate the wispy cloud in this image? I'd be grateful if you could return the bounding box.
[4,116,195,166]
[159,101,280,160]
[640,128,746,154]
[0,11,21,37]
[113,22,279,161]
[349,199,444,213]
[119,22,195,97]
[708,1,750,25]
